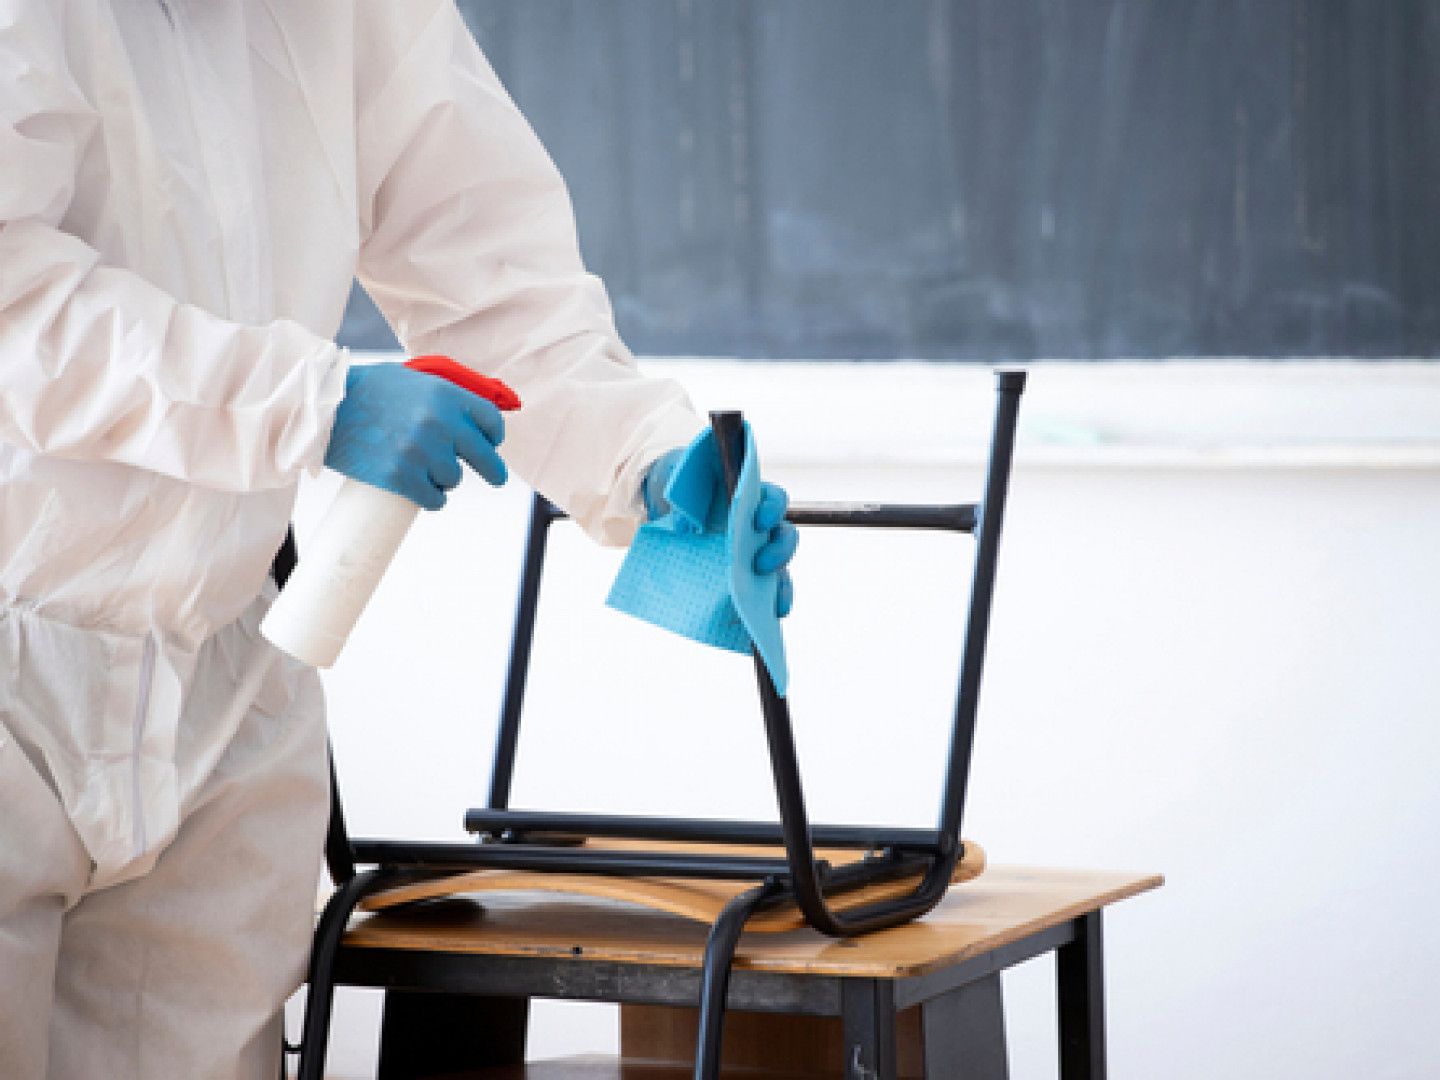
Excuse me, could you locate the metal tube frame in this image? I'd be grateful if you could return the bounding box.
[463,808,947,853]
[294,370,1026,1080]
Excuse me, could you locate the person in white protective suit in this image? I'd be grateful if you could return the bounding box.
[0,3,798,1078]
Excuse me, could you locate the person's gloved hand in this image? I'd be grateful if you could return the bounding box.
[752,482,797,618]
[324,362,507,510]
[643,448,798,617]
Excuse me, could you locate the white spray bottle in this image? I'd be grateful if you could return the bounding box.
[261,355,521,668]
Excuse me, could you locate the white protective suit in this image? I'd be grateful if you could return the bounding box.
[0,1,701,1077]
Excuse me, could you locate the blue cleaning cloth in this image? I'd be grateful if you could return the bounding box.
[606,423,789,695]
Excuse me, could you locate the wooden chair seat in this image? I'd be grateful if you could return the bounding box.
[358,839,987,933]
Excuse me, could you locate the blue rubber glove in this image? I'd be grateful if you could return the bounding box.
[324,362,507,510]
[642,448,798,617]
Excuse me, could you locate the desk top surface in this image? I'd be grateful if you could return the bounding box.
[343,865,1162,979]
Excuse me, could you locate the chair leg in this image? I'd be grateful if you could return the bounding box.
[296,869,390,1080]
[693,882,784,1080]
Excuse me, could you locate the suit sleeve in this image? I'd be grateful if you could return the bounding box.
[0,10,348,492]
[353,0,702,546]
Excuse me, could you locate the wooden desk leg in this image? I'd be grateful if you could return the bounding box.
[842,979,898,1080]
[921,973,1009,1079]
[376,991,529,1079]
[1057,911,1107,1080]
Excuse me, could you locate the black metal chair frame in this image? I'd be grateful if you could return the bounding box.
[291,370,1026,1080]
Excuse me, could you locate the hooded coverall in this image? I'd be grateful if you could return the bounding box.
[0,2,702,1076]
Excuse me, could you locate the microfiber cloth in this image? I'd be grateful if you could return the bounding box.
[606,423,789,695]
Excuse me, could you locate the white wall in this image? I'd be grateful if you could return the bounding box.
[296,361,1440,1079]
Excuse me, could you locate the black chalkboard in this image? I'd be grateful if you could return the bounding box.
[340,1,1440,360]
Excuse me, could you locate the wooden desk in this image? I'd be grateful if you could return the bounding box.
[335,866,1161,1079]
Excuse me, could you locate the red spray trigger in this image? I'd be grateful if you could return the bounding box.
[405,355,522,411]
